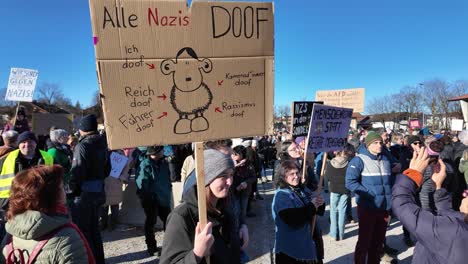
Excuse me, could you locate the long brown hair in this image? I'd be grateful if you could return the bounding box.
[7,165,64,220]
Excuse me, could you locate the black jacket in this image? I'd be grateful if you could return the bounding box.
[69,133,109,196]
[160,186,242,264]
[324,162,348,194]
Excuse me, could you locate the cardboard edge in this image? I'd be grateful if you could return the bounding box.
[95,61,116,150]
[265,57,274,135]
[90,0,274,60]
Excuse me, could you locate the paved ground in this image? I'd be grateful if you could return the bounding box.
[103,170,414,263]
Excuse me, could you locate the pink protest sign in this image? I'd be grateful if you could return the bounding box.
[409,120,421,129]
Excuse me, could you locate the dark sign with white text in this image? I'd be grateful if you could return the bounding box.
[291,101,322,137]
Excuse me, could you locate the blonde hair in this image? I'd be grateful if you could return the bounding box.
[392,133,404,144]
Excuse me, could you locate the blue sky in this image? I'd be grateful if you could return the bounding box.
[1,0,467,110]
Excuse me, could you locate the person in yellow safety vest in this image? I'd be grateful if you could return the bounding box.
[0,131,53,209]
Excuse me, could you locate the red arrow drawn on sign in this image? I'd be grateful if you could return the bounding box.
[217,80,223,86]
[93,37,99,45]
[215,107,223,113]
[157,112,168,119]
[146,63,155,69]
[157,94,167,100]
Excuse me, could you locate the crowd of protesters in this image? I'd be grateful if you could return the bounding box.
[0,106,465,264]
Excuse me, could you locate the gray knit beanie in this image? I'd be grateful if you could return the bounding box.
[203,149,234,186]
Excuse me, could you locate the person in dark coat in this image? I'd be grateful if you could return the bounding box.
[160,149,249,264]
[232,145,257,220]
[69,114,109,264]
[136,145,172,256]
[419,138,453,214]
[3,109,30,135]
[392,147,468,264]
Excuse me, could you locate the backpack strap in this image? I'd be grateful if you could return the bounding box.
[6,234,26,264]
[63,222,96,264]
[5,222,96,264]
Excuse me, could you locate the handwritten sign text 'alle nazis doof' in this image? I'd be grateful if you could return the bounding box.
[89,0,274,149]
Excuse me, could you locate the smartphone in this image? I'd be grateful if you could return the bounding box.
[429,156,441,173]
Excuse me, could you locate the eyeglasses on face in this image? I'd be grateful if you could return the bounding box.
[412,142,422,145]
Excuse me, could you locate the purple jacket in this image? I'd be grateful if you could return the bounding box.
[392,171,468,264]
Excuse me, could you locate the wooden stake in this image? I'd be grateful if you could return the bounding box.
[311,152,328,235]
[301,136,310,183]
[194,142,210,264]
[12,102,21,127]
[195,142,207,227]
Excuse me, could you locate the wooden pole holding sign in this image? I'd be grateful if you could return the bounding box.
[195,142,207,227]
[301,136,310,183]
[306,103,353,237]
[310,152,328,234]
[194,142,210,264]
[12,102,21,127]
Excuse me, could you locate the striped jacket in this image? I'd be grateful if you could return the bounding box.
[346,147,392,210]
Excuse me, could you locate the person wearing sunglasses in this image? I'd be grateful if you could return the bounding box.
[407,135,424,154]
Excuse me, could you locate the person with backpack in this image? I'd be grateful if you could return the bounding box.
[0,165,94,264]
[69,114,109,263]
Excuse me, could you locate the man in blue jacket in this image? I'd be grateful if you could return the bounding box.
[392,147,468,264]
[346,131,392,264]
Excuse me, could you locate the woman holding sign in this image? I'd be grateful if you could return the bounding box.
[160,149,248,264]
[272,160,324,264]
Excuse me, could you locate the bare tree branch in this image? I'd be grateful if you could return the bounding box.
[36,82,64,105]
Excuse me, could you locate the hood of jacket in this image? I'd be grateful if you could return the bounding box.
[6,210,69,240]
[330,156,349,168]
[80,133,107,148]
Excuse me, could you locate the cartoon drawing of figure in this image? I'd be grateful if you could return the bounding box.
[161,47,213,134]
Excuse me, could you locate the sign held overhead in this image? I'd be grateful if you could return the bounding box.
[88,0,275,149]
[307,104,353,153]
[291,101,322,137]
[5,68,38,102]
[315,88,365,113]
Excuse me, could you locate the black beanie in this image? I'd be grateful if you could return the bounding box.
[17,131,37,145]
[146,146,164,155]
[407,135,422,146]
[79,114,98,132]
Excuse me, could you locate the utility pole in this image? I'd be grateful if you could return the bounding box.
[419,83,425,127]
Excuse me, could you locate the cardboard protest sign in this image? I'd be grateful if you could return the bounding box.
[307,104,353,153]
[110,152,129,178]
[409,119,421,129]
[291,101,322,137]
[88,0,274,149]
[315,88,365,113]
[32,113,73,136]
[451,119,464,131]
[5,68,38,102]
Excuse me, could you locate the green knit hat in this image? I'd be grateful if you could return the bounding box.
[365,131,383,147]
